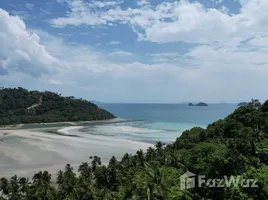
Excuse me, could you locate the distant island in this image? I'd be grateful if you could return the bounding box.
[188,102,208,106]
[0,87,115,125]
[237,102,248,106]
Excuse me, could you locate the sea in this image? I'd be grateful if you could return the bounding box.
[86,103,238,144]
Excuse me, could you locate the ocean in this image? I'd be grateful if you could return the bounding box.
[87,103,238,144]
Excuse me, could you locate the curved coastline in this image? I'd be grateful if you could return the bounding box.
[0,124,152,181]
[0,118,143,130]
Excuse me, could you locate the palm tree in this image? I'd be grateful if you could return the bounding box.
[78,162,92,183]
[9,175,21,200]
[107,156,118,190]
[0,177,9,198]
[32,171,43,187]
[94,166,108,188]
[60,164,79,200]
[147,167,169,198]
[42,171,52,186]
[121,153,131,168]
[136,150,145,167]
[155,141,166,165]
[56,170,64,185]
[118,183,137,200]
[155,141,164,152]
[31,171,56,200]
[18,177,29,195]
[146,147,156,162]
[90,156,102,172]
[167,150,188,171]
[133,163,170,199]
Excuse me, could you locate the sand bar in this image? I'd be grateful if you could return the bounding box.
[0,126,151,181]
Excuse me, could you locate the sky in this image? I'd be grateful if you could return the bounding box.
[0,0,267,103]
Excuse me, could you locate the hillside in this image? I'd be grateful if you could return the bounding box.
[0,99,268,199]
[0,87,115,125]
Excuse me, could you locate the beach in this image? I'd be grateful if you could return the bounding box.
[0,125,151,181]
[0,118,140,130]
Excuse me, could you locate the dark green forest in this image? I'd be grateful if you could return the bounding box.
[0,87,115,125]
[1,100,268,199]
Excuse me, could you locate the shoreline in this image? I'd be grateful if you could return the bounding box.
[0,126,152,180]
[0,118,143,130]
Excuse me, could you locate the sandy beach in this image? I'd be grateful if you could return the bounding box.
[0,118,141,130]
[0,126,151,181]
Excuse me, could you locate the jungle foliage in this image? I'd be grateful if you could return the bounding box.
[0,87,115,125]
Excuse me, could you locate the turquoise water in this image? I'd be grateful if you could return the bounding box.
[81,103,238,143]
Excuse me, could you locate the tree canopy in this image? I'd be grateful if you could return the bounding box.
[0,87,115,125]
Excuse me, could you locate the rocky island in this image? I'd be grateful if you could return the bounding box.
[188,102,208,106]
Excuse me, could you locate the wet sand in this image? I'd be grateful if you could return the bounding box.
[0,126,151,181]
[0,118,142,130]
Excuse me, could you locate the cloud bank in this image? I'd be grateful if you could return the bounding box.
[1,0,268,102]
[51,0,268,44]
[0,8,59,76]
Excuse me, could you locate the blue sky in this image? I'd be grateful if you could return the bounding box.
[0,0,268,103]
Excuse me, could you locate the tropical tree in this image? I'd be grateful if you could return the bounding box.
[0,178,9,198]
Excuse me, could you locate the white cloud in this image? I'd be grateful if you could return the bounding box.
[25,3,35,10]
[137,0,150,7]
[213,0,223,5]
[149,52,188,63]
[0,8,59,76]
[51,0,123,27]
[44,79,63,85]
[40,8,51,16]
[34,30,166,76]
[11,10,31,20]
[108,41,121,45]
[91,1,123,8]
[51,0,268,45]
[109,51,134,56]
[248,36,268,47]
[57,33,73,37]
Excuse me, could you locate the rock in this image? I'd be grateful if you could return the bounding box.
[196,102,208,106]
[188,102,208,106]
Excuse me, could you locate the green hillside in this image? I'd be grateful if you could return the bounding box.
[0,87,115,125]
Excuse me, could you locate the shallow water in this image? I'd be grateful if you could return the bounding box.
[83,103,238,143]
[79,121,189,143]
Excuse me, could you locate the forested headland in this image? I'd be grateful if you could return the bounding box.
[0,87,115,125]
[0,99,268,199]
